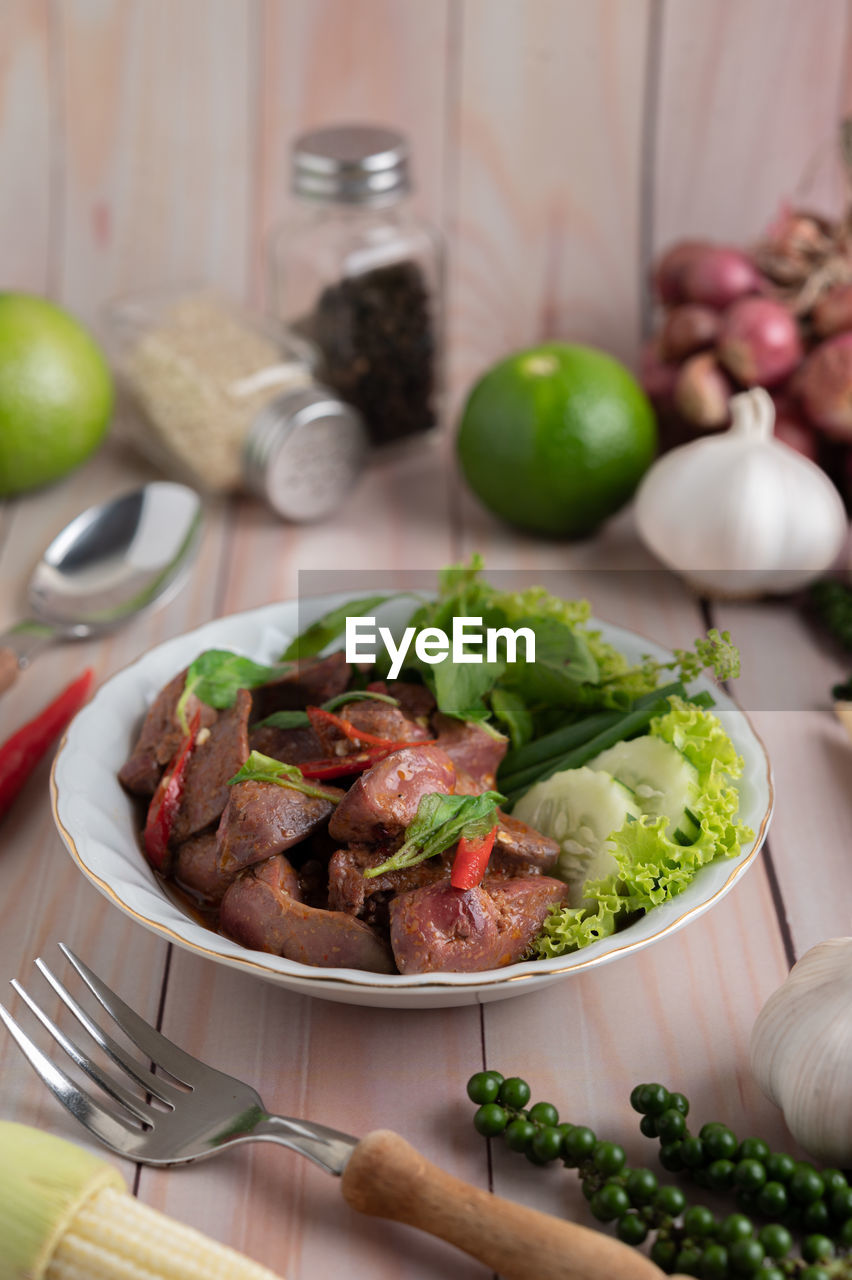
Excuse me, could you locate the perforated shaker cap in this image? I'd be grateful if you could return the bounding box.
[291,124,410,204]
[242,385,368,522]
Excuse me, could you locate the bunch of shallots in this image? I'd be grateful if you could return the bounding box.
[643,209,852,501]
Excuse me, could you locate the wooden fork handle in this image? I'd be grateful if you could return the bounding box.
[341,1129,666,1280]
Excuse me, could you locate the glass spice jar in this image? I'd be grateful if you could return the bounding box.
[106,288,367,522]
[269,124,445,448]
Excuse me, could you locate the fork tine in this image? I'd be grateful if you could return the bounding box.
[35,959,182,1106]
[0,1001,145,1159]
[58,946,208,1087]
[11,980,157,1125]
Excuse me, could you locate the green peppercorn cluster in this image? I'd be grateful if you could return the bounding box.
[466,1072,852,1280]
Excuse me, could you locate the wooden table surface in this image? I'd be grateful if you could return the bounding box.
[0,431,850,1280]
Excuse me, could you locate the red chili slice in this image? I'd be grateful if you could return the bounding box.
[306,704,435,750]
[0,668,95,823]
[450,825,498,891]
[143,710,201,872]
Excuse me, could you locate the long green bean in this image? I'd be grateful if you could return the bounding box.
[497,682,688,792]
[501,688,715,806]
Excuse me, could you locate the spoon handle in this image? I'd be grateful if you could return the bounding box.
[0,624,56,692]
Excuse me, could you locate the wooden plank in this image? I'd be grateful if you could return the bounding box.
[0,0,52,292]
[252,0,451,303]
[483,862,795,1228]
[709,596,852,956]
[652,0,850,252]
[140,949,487,1278]
[0,440,229,1177]
[450,0,651,415]
[55,0,253,322]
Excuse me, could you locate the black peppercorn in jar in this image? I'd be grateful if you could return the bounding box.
[269,124,445,448]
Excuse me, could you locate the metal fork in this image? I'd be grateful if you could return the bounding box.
[1,947,663,1280]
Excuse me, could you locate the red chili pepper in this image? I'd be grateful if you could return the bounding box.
[450,825,498,891]
[0,668,95,822]
[306,704,396,748]
[297,745,401,780]
[306,703,437,751]
[143,710,201,871]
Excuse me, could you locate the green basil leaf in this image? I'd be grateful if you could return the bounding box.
[177,649,288,731]
[252,710,311,730]
[322,690,400,711]
[281,594,396,661]
[490,688,533,749]
[363,790,504,878]
[227,751,339,804]
[252,688,401,731]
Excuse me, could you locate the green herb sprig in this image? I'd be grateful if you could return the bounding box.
[227,750,340,804]
[177,650,289,733]
[364,790,504,879]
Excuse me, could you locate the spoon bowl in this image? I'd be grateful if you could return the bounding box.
[0,482,203,690]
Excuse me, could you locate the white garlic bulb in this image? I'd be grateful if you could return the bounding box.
[749,938,852,1164]
[634,387,848,597]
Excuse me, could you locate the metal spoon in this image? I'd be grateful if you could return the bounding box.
[0,481,204,693]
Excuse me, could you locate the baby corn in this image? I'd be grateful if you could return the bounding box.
[0,1122,283,1280]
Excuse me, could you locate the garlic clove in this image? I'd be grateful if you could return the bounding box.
[749,938,852,1165]
[635,388,848,598]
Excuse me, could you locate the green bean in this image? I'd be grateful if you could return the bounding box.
[501,687,714,804]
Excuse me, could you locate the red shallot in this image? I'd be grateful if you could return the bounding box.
[796,333,852,438]
[659,304,720,362]
[717,297,802,387]
[652,240,714,304]
[673,352,732,429]
[680,246,762,310]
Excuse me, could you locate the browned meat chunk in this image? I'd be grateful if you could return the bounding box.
[389,875,569,974]
[490,813,560,875]
[217,779,341,876]
[248,723,323,764]
[327,844,450,916]
[367,680,436,721]
[431,714,507,791]
[389,882,501,973]
[251,651,350,720]
[220,854,394,972]
[341,699,432,745]
[328,745,456,844]
[484,876,570,960]
[119,668,217,796]
[174,830,233,905]
[170,690,251,844]
[307,697,432,757]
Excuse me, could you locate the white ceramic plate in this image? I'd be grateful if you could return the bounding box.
[51,596,773,1008]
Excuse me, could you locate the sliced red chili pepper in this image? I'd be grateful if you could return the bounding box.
[306,704,436,751]
[297,742,412,780]
[144,710,201,872]
[450,825,498,891]
[0,668,95,822]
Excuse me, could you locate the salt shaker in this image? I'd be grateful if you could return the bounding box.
[269,124,445,448]
[107,288,367,522]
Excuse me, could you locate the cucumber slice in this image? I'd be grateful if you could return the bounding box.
[512,766,641,900]
[586,735,700,842]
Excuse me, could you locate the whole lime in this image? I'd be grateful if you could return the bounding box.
[0,293,113,497]
[457,342,657,538]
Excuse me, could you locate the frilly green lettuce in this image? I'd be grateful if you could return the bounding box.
[532,696,753,959]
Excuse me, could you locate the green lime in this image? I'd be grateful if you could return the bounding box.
[456,342,657,538]
[0,293,113,496]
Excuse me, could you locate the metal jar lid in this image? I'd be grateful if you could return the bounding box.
[292,124,410,204]
[242,385,368,522]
